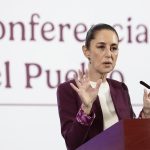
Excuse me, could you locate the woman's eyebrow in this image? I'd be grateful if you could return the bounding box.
[96,42,106,45]
[96,42,118,46]
[111,43,118,46]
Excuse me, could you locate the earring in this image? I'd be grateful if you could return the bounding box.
[88,57,91,64]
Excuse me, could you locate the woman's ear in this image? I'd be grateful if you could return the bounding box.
[82,45,91,64]
[82,45,90,59]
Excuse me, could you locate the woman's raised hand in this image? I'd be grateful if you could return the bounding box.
[143,89,150,118]
[70,70,102,111]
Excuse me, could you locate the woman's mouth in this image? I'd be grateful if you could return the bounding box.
[102,61,112,67]
[103,61,112,65]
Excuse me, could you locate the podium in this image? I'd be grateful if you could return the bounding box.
[76,119,150,150]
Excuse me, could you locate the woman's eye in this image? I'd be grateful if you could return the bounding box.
[111,47,118,51]
[97,45,105,49]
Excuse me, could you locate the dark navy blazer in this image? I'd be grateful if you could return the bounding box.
[57,78,135,150]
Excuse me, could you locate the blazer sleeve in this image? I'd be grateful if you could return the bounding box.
[57,81,92,150]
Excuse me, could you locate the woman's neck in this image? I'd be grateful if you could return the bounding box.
[88,65,107,82]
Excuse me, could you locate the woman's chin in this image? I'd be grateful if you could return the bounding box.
[101,67,113,74]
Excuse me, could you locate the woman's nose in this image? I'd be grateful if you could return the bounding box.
[105,47,111,57]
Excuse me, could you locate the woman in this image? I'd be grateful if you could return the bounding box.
[57,23,150,150]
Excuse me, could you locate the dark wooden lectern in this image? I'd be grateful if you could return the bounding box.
[76,119,150,150]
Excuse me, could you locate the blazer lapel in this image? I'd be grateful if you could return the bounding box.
[92,96,104,129]
[107,79,124,120]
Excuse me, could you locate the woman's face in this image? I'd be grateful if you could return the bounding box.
[83,29,119,75]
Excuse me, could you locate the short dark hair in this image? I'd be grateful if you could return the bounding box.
[85,23,119,48]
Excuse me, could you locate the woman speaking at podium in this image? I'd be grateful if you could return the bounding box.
[57,23,150,150]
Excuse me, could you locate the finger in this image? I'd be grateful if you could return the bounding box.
[73,72,78,78]
[73,73,81,87]
[82,74,86,82]
[79,69,83,81]
[144,89,148,100]
[75,78,81,87]
[85,69,89,77]
[70,83,79,93]
[83,72,89,81]
[148,92,150,98]
[85,69,89,81]
[96,79,102,89]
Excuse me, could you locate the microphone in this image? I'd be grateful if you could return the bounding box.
[140,81,150,89]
